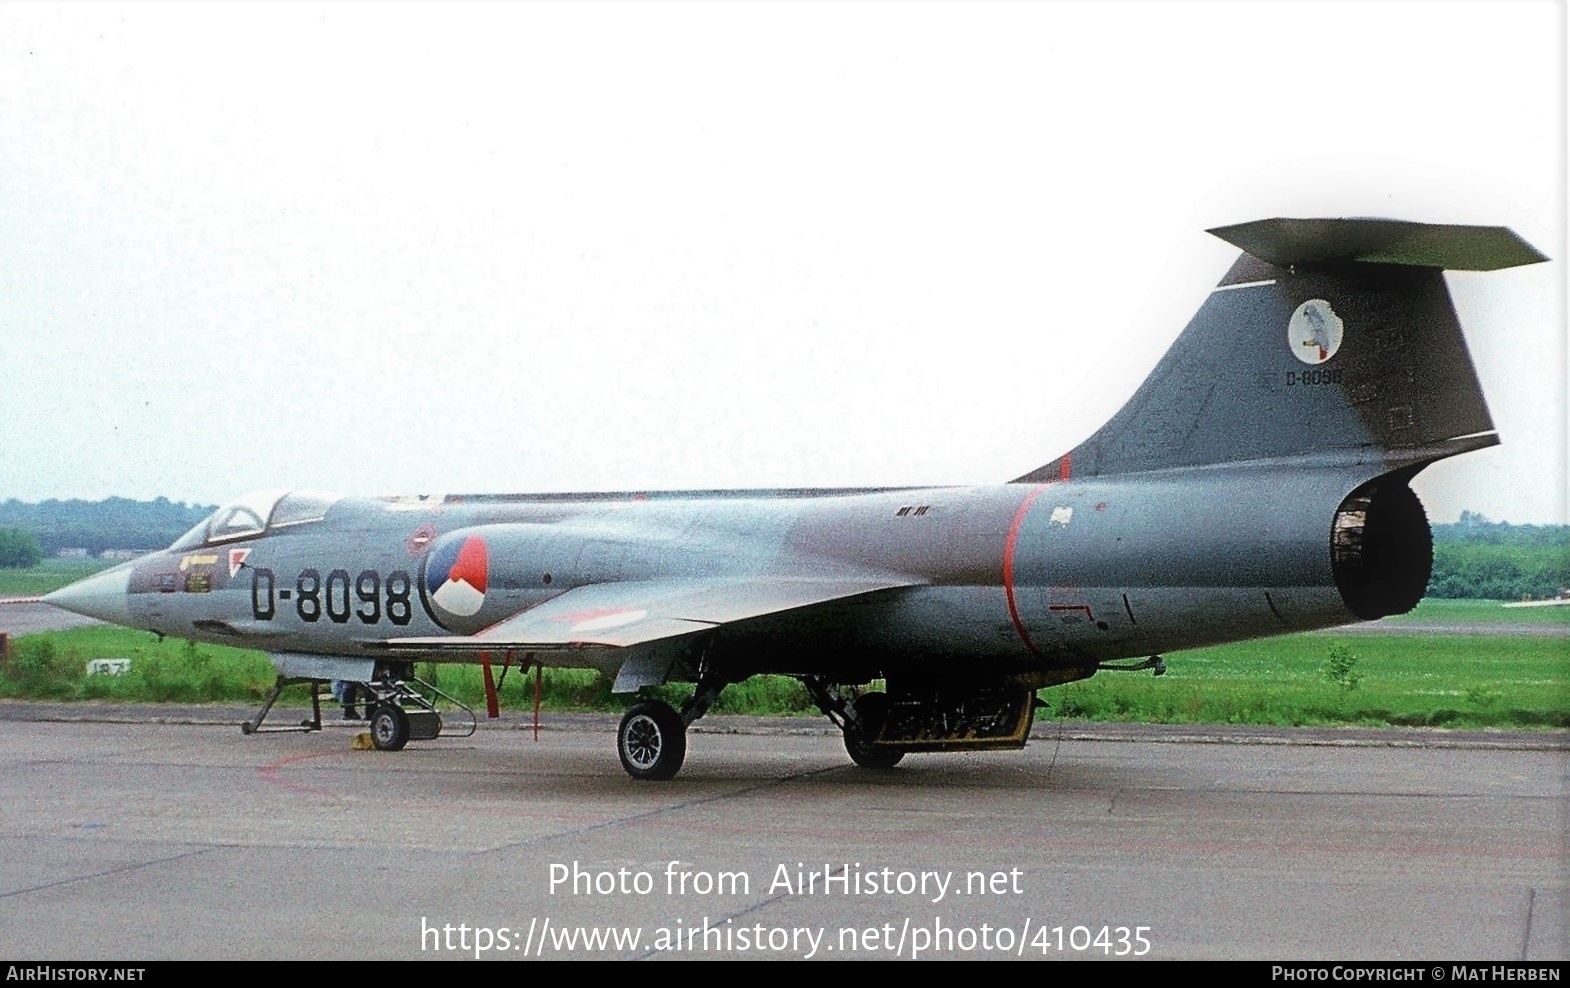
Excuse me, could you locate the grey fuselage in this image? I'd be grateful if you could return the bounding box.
[89,463,1370,688]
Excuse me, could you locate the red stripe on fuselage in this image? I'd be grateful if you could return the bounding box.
[1003,484,1052,657]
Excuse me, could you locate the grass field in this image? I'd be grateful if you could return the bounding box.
[3,619,1564,729]
[1382,598,1570,627]
[1048,632,1567,729]
[0,627,280,703]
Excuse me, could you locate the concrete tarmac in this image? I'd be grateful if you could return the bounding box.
[0,704,1562,961]
[0,601,105,637]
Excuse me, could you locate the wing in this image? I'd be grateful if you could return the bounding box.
[380,575,923,653]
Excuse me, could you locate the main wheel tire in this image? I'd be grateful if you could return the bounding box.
[618,700,686,781]
[369,704,410,752]
[844,691,903,769]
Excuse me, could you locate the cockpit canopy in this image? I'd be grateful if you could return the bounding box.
[170,490,343,548]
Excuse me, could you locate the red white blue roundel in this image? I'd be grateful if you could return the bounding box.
[423,534,489,624]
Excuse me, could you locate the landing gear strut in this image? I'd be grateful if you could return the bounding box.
[801,675,905,770]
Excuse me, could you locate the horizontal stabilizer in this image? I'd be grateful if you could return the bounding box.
[1016,217,1546,482]
[1208,218,1547,271]
[382,575,923,652]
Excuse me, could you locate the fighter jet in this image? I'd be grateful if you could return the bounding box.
[44,218,1547,780]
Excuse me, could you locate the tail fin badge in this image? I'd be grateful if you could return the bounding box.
[1289,299,1344,365]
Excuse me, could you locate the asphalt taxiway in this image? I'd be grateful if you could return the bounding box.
[0,600,103,637]
[0,704,1562,960]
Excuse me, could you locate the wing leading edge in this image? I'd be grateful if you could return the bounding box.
[380,575,925,653]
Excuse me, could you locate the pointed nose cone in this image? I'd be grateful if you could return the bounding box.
[42,564,135,626]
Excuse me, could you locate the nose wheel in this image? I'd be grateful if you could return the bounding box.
[617,700,686,781]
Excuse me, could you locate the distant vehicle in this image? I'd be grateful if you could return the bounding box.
[45,218,1546,780]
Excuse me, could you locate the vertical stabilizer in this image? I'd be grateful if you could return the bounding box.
[1016,219,1546,482]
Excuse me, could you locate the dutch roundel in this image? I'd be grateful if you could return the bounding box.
[424,535,489,620]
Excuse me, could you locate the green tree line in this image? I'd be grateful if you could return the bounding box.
[1427,515,1570,601]
[0,528,43,568]
[0,497,214,558]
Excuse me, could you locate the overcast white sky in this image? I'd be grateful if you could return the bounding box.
[0,1,1563,523]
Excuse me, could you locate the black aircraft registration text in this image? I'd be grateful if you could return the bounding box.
[250,567,413,625]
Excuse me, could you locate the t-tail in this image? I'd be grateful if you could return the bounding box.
[1015,218,1546,621]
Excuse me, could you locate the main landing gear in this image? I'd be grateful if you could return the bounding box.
[802,675,905,770]
[613,676,907,780]
[616,670,728,781]
[617,701,686,781]
[841,691,903,769]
